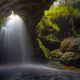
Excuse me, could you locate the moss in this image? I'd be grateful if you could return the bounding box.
[45,4,80,18]
[60,38,80,52]
[73,9,80,16]
[50,49,62,59]
[44,5,69,19]
[60,52,80,66]
[37,3,80,39]
[36,16,60,42]
[45,34,59,42]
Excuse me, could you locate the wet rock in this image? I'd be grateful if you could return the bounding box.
[60,38,80,52]
[61,52,80,66]
[60,52,80,67]
[60,38,80,67]
[50,49,62,59]
[0,65,79,80]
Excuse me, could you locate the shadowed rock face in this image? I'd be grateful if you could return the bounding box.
[0,0,54,36]
[0,0,53,22]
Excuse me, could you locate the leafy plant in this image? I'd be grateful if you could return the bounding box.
[37,39,49,59]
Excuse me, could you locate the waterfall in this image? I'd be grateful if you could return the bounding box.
[0,11,32,64]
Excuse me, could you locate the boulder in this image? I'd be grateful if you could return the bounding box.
[50,49,62,60]
[60,38,80,52]
[60,52,80,67]
[60,38,80,67]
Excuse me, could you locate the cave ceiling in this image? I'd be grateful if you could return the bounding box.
[0,0,54,17]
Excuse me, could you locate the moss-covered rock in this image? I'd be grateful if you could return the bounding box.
[50,49,62,59]
[60,52,80,67]
[60,38,80,67]
[60,38,80,52]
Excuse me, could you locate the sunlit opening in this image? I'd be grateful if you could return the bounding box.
[8,11,17,21]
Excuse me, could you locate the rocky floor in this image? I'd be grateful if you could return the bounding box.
[0,64,80,80]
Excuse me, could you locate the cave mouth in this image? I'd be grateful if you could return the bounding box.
[0,11,33,64]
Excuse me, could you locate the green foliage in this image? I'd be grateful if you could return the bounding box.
[36,1,80,59]
[36,14,60,42]
[45,4,80,18]
[45,5,69,19]
[50,49,62,59]
[45,34,59,42]
[73,9,80,16]
[37,39,49,59]
[45,3,80,37]
[65,0,80,16]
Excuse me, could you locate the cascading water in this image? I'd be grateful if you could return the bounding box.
[0,12,79,80]
[0,11,32,64]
